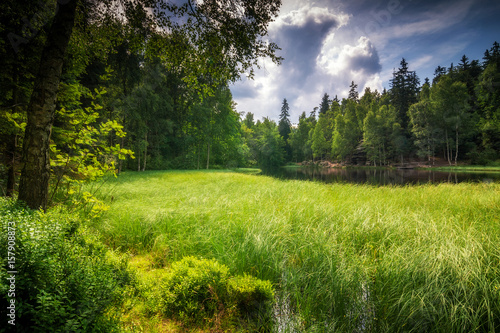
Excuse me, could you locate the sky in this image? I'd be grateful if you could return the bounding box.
[230,0,500,124]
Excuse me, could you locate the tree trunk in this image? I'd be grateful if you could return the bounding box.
[5,135,16,197]
[137,151,141,171]
[197,141,201,170]
[445,128,451,165]
[382,145,386,166]
[118,136,124,174]
[206,141,210,169]
[18,0,78,210]
[454,126,459,166]
[142,131,147,171]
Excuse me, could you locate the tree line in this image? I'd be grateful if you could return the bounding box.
[256,43,500,169]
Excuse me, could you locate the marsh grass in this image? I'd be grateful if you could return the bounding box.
[91,170,500,332]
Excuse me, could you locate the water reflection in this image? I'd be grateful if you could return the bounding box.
[263,167,500,185]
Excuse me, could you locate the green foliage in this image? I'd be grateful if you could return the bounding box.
[256,120,286,170]
[157,256,274,329]
[50,86,133,211]
[311,115,330,160]
[476,63,500,159]
[431,75,471,165]
[0,197,135,332]
[332,101,362,161]
[159,256,229,321]
[409,83,440,161]
[228,274,275,319]
[289,112,314,162]
[363,104,400,166]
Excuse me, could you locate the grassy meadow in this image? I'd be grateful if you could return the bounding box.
[91,170,500,332]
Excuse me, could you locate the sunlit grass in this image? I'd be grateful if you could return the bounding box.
[92,170,500,332]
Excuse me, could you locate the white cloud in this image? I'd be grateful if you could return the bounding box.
[271,4,350,30]
[411,55,434,70]
[354,0,475,47]
[318,36,381,76]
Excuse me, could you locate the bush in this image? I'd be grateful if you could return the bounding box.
[0,198,134,332]
[228,274,275,329]
[160,256,230,322]
[467,147,499,165]
[157,256,274,330]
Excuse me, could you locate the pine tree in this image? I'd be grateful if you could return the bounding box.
[433,65,447,85]
[278,98,292,161]
[319,93,330,115]
[483,41,500,67]
[278,98,291,141]
[348,81,359,101]
[389,58,420,130]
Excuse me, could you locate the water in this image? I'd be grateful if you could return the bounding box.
[263,167,500,185]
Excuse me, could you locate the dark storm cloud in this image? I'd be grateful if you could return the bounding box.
[347,43,382,75]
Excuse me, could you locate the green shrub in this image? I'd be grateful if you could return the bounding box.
[160,256,230,322]
[157,256,275,330]
[228,274,275,329]
[0,198,134,332]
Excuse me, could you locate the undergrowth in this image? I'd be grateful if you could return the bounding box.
[0,198,135,332]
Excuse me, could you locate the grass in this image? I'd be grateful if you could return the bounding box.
[427,165,500,172]
[90,170,500,332]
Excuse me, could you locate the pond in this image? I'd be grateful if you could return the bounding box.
[263,166,500,185]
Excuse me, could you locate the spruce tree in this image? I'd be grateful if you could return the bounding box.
[348,81,359,101]
[433,65,447,84]
[278,98,292,161]
[278,98,291,141]
[319,93,330,115]
[389,58,420,131]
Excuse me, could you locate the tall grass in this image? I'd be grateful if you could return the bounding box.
[91,170,500,332]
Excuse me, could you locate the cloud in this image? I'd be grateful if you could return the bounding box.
[411,55,434,70]
[352,0,475,45]
[274,5,349,29]
[269,4,350,85]
[318,36,381,77]
[343,0,477,90]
